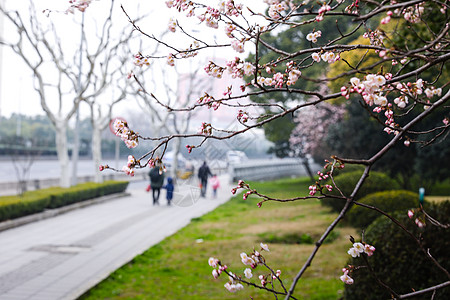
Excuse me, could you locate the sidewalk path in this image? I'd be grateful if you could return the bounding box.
[0,175,233,300]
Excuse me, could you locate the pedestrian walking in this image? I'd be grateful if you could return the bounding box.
[210,174,220,198]
[149,167,165,205]
[164,177,175,206]
[198,161,213,197]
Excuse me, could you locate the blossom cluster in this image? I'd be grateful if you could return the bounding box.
[380,11,393,25]
[185,145,195,153]
[205,58,302,92]
[198,122,212,135]
[231,180,257,201]
[204,61,225,79]
[231,40,245,53]
[342,72,444,137]
[133,53,150,68]
[66,0,92,14]
[251,62,302,89]
[168,18,177,32]
[408,209,426,228]
[192,0,243,30]
[196,92,220,110]
[316,3,331,22]
[202,7,220,28]
[340,241,376,285]
[177,41,201,60]
[340,267,354,285]
[147,158,157,169]
[267,1,288,20]
[225,23,237,38]
[308,182,333,196]
[311,51,340,64]
[167,53,175,66]
[226,57,251,79]
[237,110,249,123]
[344,0,359,14]
[347,242,375,258]
[285,61,301,86]
[307,161,342,196]
[306,30,322,43]
[112,119,139,149]
[165,0,192,12]
[208,243,275,293]
[395,2,424,24]
[393,79,429,109]
[362,28,386,49]
[98,164,109,172]
[218,0,243,17]
[424,86,442,99]
[122,155,137,176]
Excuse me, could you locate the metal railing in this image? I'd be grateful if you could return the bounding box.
[228,158,321,182]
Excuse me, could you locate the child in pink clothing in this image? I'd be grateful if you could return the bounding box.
[211,175,220,198]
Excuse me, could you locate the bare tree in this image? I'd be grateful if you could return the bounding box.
[0,0,133,186]
[3,135,42,195]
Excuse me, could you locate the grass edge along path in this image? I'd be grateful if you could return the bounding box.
[79,177,355,300]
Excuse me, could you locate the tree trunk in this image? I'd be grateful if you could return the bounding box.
[55,122,70,188]
[91,125,103,183]
[71,111,81,186]
[302,158,315,183]
[171,137,182,182]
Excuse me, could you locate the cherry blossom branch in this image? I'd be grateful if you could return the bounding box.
[284,196,354,299]
[398,281,450,299]
[356,0,426,21]
[106,1,450,298]
[360,253,400,298]
[222,269,298,300]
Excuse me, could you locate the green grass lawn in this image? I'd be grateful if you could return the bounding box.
[79,177,356,300]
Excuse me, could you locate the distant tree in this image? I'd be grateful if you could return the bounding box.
[0,0,134,186]
[2,134,45,195]
[290,102,345,180]
[0,114,56,151]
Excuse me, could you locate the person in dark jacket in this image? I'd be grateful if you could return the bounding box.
[149,167,165,205]
[198,161,212,197]
[164,177,175,206]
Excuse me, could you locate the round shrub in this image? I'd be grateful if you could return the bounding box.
[321,171,400,212]
[344,201,450,300]
[347,190,419,229]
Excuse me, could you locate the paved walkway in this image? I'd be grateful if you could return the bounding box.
[0,175,233,300]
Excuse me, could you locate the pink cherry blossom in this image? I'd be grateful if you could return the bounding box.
[260,242,269,252]
[244,268,252,279]
[364,244,376,256]
[340,273,354,285]
[168,18,177,32]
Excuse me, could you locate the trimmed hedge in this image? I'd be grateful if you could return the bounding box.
[0,193,51,222]
[430,178,450,196]
[344,201,450,300]
[321,171,400,212]
[346,190,419,229]
[0,181,129,222]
